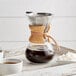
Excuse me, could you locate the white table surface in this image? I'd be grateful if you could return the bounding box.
[6,63,76,76]
[0,42,76,76]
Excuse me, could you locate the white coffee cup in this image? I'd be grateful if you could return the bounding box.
[0,58,23,75]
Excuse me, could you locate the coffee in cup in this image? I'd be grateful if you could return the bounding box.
[0,58,23,75]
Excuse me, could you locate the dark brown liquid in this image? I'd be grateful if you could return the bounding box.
[26,48,54,63]
[4,62,17,64]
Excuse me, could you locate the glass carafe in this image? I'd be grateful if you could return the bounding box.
[25,12,59,63]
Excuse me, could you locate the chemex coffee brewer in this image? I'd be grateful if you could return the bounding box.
[25,12,59,63]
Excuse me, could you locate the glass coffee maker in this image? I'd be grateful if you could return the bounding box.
[25,12,59,63]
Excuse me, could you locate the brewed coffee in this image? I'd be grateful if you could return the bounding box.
[25,45,54,63]
[4,62,17,64]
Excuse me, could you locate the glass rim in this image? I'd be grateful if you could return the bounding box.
[26,12,53,17]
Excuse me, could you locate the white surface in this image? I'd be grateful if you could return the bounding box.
[6,63,76,76]
[0,0,76,16]
[57,52,76,61]
[3,49,76,76]
[0,42,76,76]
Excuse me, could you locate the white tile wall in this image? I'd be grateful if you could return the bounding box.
[51,17,76,40]
[0,0,76,16]
[0,17,76,41]
[0,0,76,50]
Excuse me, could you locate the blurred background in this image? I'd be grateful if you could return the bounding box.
[0,0,76,50]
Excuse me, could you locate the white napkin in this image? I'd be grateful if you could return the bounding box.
[57,52,76,61]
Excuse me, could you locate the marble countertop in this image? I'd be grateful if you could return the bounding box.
[0,42,76,76]
[5,45,76,76]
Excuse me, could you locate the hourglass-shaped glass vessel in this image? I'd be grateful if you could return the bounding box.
[25,12,58,63]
